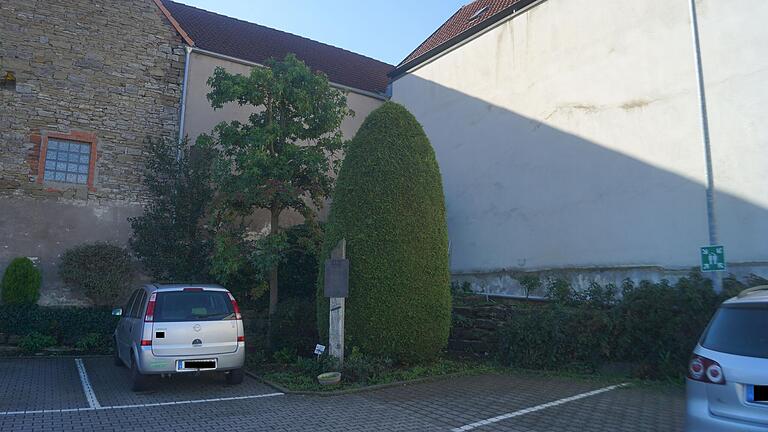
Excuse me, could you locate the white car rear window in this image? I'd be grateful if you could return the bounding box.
[701,304,768,358]
[154,291,234,322]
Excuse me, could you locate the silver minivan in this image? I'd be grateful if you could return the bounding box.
[112,284,246,391]
[686,286,768,431]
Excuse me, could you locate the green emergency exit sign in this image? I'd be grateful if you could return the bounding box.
[700,246,726,272]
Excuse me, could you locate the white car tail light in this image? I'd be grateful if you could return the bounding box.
[144,292,157,322]
[688,354,726,385]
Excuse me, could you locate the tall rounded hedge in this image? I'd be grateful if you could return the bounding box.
[1,257,41,305]
[317,102,451,363]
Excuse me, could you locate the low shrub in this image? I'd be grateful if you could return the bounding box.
[18,332,56,353]
[497,273,756,379]
[615,275,723,379]
[1,257,41,305]
[0,305,118,346]
[500,305,613,372]
[75,333,112,354]
[294,354,339,377]
[59,243,134,306]
[343,347,393,384]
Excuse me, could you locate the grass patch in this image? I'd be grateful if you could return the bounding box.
[248,354,685,394]
[250,357,495,393]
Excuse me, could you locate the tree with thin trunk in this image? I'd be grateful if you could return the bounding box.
[198,54,351,317]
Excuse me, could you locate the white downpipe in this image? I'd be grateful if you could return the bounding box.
[178,45,192,143]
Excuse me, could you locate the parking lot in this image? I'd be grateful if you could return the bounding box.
[0,357,685,431]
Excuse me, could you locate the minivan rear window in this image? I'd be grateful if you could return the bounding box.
[701,304,768,358]
[153,290,234,322]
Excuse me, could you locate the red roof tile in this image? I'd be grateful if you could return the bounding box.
[397,0,529,70]
[160,1,393,95]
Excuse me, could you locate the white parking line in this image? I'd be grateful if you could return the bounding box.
[451,383,629,432]
[0,392,284,416]
[74,358,101,409]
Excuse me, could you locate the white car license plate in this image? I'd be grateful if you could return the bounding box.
[177,359,217,371]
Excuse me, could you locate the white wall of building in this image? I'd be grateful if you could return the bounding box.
[392,0,768,291]
[183,51,384,144]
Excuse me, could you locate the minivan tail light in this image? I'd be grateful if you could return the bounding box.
[237,336,245,342]
[183,287,204,292]
[140,339,152,346]
[144,292,157,322]
[688,354,726,385]
[227,292,242,320]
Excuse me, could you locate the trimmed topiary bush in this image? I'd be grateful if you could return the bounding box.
[1,257,41,305]
[317,102,451,363]
[59,243,134,306]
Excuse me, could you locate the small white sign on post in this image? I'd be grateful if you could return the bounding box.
[314,344,326,356]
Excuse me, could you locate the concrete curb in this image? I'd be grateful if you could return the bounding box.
[245,370,473,397]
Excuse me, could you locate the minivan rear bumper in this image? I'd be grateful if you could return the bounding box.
[686,379,768,432]
[135,342,245,374]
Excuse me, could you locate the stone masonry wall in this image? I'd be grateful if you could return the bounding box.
[0,0,184,203]
[0,0,185,305]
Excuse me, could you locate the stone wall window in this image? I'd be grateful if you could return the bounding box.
[36,131,97,191]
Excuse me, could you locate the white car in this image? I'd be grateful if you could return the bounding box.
[685,285,768,431]
[112,284,246,391]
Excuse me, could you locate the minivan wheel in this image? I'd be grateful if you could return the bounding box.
[226,368,244,385]
[130,356,148,392]
[113,339,123,367]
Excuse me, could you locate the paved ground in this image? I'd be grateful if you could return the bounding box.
[0,357,684,431]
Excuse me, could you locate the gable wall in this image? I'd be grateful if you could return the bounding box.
[0,0,185,304]
[392,0,768,294]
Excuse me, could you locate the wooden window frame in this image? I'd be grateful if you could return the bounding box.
[37,131,98,192]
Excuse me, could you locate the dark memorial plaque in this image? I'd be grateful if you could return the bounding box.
[324,259,349,298]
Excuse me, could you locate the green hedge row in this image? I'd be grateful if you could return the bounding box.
[497,274,760,379]
[0,305,118,346]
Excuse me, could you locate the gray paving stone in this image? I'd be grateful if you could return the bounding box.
[0,358,685,431]
[83,357,274,407]
[0,357,88,412]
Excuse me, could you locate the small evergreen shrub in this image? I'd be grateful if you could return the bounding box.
[270,297,318,357]
[278,223,323,299]
[129,137,214,282]
[18,332,56,353]
[1,257,41,305]
[317,102,451,363]
[59,243,134,306]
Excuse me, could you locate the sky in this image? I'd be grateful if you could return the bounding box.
[175,0,469,65]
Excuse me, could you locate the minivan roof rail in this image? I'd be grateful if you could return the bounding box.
[737,285,768,298]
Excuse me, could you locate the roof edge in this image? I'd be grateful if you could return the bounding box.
[189,47,390,101]
[389,0,544,80]
[152,0,195,47]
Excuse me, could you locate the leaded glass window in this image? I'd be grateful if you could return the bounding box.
[43,139,91,184]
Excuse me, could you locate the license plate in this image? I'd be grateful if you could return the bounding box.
[177,359,216,371]
[747,385,768,403]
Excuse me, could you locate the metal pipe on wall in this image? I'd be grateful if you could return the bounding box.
[178,45,192,144]
[688,0,722,293]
